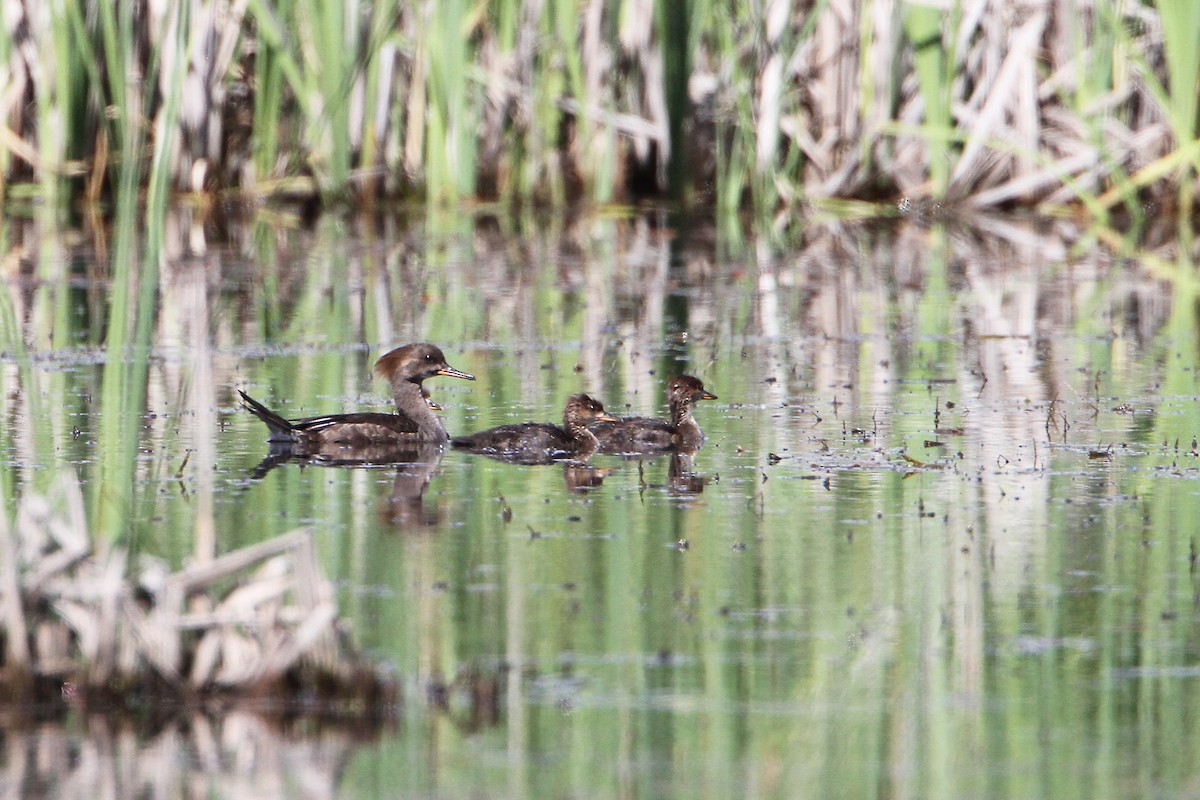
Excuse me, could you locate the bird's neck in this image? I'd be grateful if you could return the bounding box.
[669,401,696,430]
[670,400,704,448]
[565,414,600,451]
[392,379,447,440]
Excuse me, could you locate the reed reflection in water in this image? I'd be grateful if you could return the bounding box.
[2,207,1199,798]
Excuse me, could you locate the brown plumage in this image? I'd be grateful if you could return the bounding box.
[241,342,474,447]
[451,393,618,463]
[589,375,718,454]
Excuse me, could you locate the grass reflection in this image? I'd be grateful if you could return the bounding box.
[3,209,1200,798]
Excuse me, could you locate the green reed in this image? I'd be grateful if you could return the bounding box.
[356,0,400,199]
[76,0,167,543]
[0,220,24,516]
[1156,0,1200,166]
[93,2,139,184]
[309,0,357,194]
[247,0,291,192]
[91,194,157,544]
[3,1,1199,226]
[658,0,691,201]
[691,0,752,228]
[425,0,478,203]
[1102,0,1200,220]
[901,4,955,197]
[244,0,365,197]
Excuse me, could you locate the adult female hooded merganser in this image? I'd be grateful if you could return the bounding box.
[240,342,474,446]
[451,393,617,463]
[589,375,717,454]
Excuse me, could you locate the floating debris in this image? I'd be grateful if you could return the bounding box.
[934,427,965,436]
[0,472,395,719]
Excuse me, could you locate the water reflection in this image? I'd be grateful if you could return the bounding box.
[4,208,1200,798]
[0,711,381,800]
[666,450,707,495]
[456,456,616,494]
[249,441,446,473]
[561,463,614,493]
[249,442,446,529]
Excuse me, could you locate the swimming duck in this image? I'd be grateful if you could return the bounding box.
[451,393,617,463]
[589,375,717,454]
[241,342,474,447]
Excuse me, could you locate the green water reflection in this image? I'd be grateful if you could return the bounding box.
[3,210,1200,798]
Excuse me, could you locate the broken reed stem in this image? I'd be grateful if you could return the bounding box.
[1,473,391,709]
[0,511,31,668]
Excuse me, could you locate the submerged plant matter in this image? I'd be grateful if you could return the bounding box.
[0,0,1197,217]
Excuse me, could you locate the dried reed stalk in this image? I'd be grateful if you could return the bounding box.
[0,0,1195,212]
[1,470,385,704]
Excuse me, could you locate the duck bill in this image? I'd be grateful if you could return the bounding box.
[596,412,620,423]
[700,390,718,401]
[438,365,476,381]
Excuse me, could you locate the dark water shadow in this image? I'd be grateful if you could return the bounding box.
[594,445,711,498]
[248,442,447,528]
[453,447,616,494]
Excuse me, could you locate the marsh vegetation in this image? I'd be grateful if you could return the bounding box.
[1,0,1198,225]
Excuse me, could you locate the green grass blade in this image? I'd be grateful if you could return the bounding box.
[901,3,954,196]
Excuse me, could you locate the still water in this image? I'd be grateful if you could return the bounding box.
[3,209,1200,798]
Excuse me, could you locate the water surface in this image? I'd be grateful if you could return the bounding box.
[2,210,1199,799]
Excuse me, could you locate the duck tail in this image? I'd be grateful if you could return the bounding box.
[239,390,301,443]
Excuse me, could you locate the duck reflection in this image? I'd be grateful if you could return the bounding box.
[614,447,709,496]
[428,665,505,733]
[248,442,446,528]
[667,449,708,495]
[562,462,615,493]
[454,447,614,493]
[379,443,447,528]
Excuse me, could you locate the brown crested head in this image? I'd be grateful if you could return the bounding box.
[668,375,718,404]
[564,393,618,426]
[374,342,476,384]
